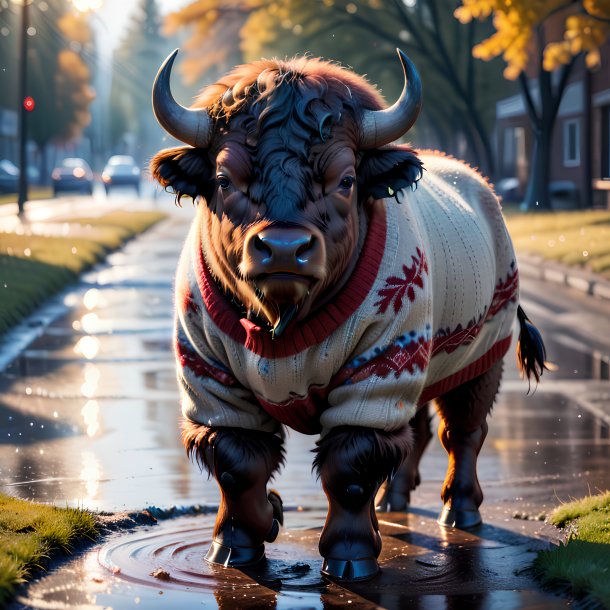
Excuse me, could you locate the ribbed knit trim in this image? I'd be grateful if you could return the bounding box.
[195,203,388,358]
[418,335,512,405]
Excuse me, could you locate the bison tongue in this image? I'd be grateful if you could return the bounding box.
[271,303,298,339]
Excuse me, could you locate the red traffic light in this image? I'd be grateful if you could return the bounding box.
[23,97,35,112]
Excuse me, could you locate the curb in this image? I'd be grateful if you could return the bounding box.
[517,254,610,301]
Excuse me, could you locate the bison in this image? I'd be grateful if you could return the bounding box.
[150,48,545,582]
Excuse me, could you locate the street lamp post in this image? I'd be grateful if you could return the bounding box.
[16,0,29,215]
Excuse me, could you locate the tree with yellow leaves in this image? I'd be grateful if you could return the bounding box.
[0,0,96,181]
[456,0,610,209]
[164,0,515,176]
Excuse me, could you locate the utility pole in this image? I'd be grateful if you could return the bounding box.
[17,0,29,215]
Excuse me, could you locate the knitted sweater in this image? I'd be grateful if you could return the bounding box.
[174,153,518,435]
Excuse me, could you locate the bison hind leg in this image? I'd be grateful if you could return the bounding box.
[376,404,433,512]
[435,359,503,530]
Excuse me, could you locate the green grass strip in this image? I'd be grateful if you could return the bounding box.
[533,491,610,608]
[0,493,98,606]
[504,209,610,277]
[0,188,54,206]
[0,210,166,335]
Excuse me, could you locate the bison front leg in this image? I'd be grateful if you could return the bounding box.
[435,360,503,529]
[182,421,284,567]
[314,426,412,581]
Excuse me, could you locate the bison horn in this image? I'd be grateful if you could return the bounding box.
[360,49,422,149]
[152,49,213,148]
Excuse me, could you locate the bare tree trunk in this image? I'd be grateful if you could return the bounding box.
[520,31,575,211]
[523,124,552,210]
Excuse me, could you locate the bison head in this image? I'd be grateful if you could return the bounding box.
[150,50,423,337]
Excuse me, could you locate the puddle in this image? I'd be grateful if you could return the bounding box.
[13,512,569,610]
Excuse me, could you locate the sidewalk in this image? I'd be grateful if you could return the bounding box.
[518,253,610,301]
[1,200,608,608]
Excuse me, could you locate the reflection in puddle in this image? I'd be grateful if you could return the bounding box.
[74,336,100,360]
[84,288,101,310]
[81,363,100,398]
[80,451,102,499]
[81,400,100,437]
[13,513,564,610]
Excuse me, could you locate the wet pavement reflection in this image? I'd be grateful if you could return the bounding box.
[1,203,609,608]
[12,509,569,610]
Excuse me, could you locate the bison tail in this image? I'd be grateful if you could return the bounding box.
[516,304,547,391]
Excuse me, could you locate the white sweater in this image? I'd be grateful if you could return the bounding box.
[174,153,518,435]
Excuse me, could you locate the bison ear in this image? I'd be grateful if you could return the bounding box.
[358,146,423,201]
[149,146,214,203]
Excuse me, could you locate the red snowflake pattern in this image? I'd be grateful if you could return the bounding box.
[334,335,431,385]
[432,317,483,356]
[375,247,428,315]
[432,265,519,356]
[486,268,518,320]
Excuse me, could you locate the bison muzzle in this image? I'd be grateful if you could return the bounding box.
[150,48,546,582]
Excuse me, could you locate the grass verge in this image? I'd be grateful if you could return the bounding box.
[0,493,98,606]
[504,209,610,278]
[533,491,610,608]
[0,188,53,206]
[0,210,166,335]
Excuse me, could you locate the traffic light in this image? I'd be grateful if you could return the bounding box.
[23,96,35,112]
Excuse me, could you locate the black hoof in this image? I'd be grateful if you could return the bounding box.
[437,506,482,529]
[205,539,265,567]
[268,490,284,526]
[385,491,410,512]
[265,518,281,543]
[321,557,380,582]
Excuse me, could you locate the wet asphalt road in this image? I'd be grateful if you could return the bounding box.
[1,196,609,609]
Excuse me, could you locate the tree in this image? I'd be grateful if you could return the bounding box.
[164,0,515,175]
[456,0,610,209]
[109,0,176,162]
[0,7,19,112]
[0,1,95,180]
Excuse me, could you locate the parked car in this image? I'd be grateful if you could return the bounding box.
[102,155,141,194]
[0,160,19,193]
[52,158,94,196]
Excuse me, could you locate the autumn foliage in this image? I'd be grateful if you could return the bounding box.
[55,12,95,141]
[455,0,610,78]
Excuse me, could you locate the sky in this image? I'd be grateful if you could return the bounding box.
[96,0,188,50]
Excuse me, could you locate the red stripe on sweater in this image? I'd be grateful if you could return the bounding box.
[418,335,512,404]
[194,203,387,358]
[175,340,238,387]
[256,388,326,435]
[256,336,512,434]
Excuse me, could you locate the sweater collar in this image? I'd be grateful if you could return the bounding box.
[195,201,387,358]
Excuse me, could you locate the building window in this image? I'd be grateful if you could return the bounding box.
[502,126,525,176]
[601,106,610,180]
[563,118,580,167]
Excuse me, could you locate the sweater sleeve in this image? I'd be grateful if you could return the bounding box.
[175,259,280,434]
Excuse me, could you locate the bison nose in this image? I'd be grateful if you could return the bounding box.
[244,226,325,277]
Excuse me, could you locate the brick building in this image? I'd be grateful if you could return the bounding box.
[496,43,610,208]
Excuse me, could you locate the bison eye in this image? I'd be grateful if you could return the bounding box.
[339,175,355,190]
[217,175,231,190]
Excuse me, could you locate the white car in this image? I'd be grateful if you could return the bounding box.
[102,155,141,194]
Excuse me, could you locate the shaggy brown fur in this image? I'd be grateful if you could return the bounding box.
[150,55,422,335]
[193,56,387,119]
[181,418,284,479]
[434,359,504,513]
[313,425,413,482]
